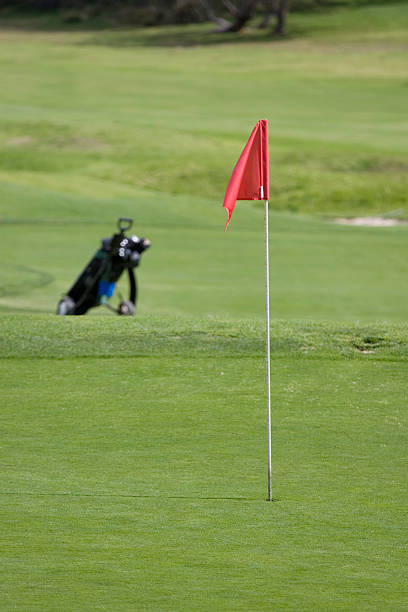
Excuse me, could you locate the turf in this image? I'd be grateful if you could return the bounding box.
[1,3,408,610]
[1,317,408,610]
[0,3,408,217]
[1,191,407,321]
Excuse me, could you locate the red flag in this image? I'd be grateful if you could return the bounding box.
[222,119,269,231]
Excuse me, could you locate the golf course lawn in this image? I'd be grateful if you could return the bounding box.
[1,3,408,610]
[1,316,408,610]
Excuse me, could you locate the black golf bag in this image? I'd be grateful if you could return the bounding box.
[57,218,151,316]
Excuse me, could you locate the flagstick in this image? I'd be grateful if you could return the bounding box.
[264,196,272,502]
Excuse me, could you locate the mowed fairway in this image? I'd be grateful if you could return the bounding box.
[1,317,408,610]
[1,4,408,610]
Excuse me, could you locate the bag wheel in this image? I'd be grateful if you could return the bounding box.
[57,296,76,315]
[118,300,135,316]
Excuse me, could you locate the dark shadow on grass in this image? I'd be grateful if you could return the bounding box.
[0,11,112,32]
[78,25,281,49]
[0,14,300,48]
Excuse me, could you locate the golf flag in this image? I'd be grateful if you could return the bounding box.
[223,119,269,231]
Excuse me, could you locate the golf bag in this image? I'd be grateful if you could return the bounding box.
[57,218,151,316]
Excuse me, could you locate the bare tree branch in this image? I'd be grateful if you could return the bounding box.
[274,0,290,34]
[222,0,239,16]
[198,0,232,29]
[258,0,277,28]
[223,0,260,32]
[200,0,290,36]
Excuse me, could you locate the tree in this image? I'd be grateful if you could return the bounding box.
[273,0,290,35]
[198,0,290,35]
[0,0,291,33]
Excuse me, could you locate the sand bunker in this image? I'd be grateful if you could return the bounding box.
[335,217,408,227]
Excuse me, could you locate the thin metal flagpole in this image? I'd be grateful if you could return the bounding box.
[263,193,272,502]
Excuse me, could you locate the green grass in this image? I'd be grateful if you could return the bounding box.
[1,3,408,610]
[1,191,408,321]
[1,317,408,610]
[0,2,408,217]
